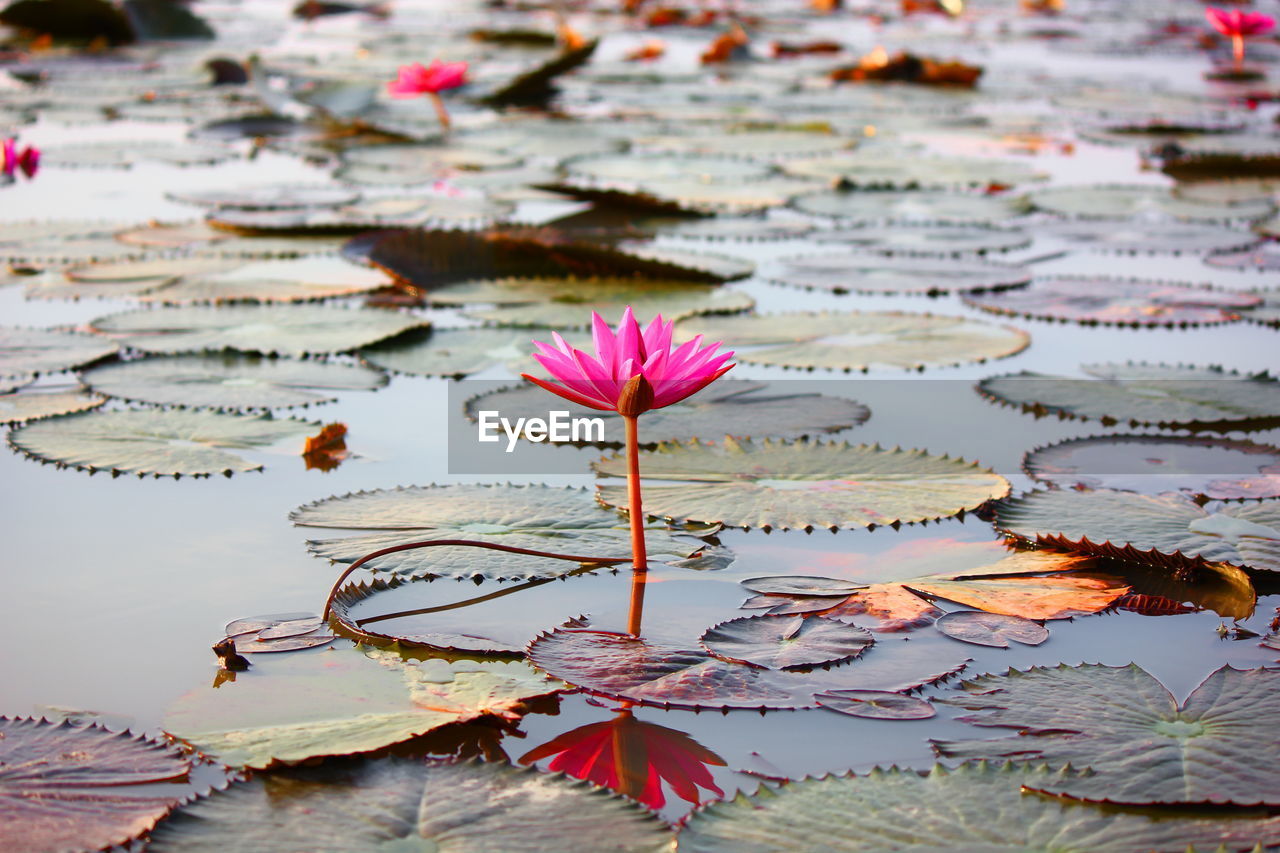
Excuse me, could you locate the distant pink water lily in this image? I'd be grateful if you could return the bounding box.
[1205,7,1274,71]
[523,307,735,414]
[1,138,39,179]
[387,60,468,131]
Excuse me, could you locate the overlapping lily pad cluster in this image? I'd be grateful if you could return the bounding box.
[3,0,1280,849]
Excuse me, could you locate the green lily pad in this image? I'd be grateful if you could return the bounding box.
[812,225,1031,256]
[677,762,1280,852]
[163,646,564,769]
[654,217,815,242]
[8,408,315,476]
[934,611,1049,648]
[963,277,1259,327]
[338,144,523,185]
[464,381,870,447]
[792,190,1030,224]
[208,196,513,234]
[167,185,360,210]
[147,757,672,853]
[91,305,428,356]
[594,437,1009,531]
[0,717,195,853]
[461,122,625,161]
[1028,184,1274,222]
[0,221,142,266]
[767,254,1030,295]
[936,664,1280,806]
[42,140,233,169]
[81,355,387,410]
[0,326,118,378]
[700,615,874,670]
[546,177,829,216]
[428,276,753,327]
[635,130,856,160]
[564,153,773,187]
[995,489,1280,572]
[814,690,936,720]
[782,153,1046,189]
[1042,221,1259,254]
[361,327,534,378]
[674,312,1030,372]
[978,363,1280,431]
[0,386,105,424]
[1024,435,1280,500]
[291,483,719,581]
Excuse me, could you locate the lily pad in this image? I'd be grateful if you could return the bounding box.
[700,615,874,670]
[167,185,360,210]
[767,254,1030,295]
[1041,221,1258,254]
[1024,435,1280,500]
[0,386,105,424]
[147,757,672,852]
[934,611,1049,648]
[81,355,387,410]
[527,628,969,711]
[814,690,936,720]
[464,381,870,446]
[674,312,1030,372]
[744,548,1127,629]
[224,612,334,654]
[655,217,815,242]
[782,153,1046,189]
[0,326,118,378]
[361,327,534,378]
[0,717,195,853]
[43,140,233,169]
[811,225,1030,256]
[1205,243,1280,271]
[936,664,1280,806]
[163,646,564,769]
[995,489,1280,573]
[91,305,428,356]
[635,130,855,160]
[963,277,1259,327]
[978,363,1280,431]
[677,762,1280,852]
[594,437,1009,531]
[428,276,754,327]
[1242,289,1280,327]
[8,408,315,476]
[1028,184,1274,222]
[547,177,829,216]
[564,153,773,187]
[792,190,1030,224]
[291,483,719,581]
[338,145,523,185]
[208,196,512,234]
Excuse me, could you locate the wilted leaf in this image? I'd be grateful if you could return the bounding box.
[700,614,874,670]
[595,437,1009,530]
[936,664,1280,805]
[934,611,1049,647]
[224,612,334,653]
[301,422,348,471]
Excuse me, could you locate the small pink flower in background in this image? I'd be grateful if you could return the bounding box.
[2,138,39,179]
[1205,7,1275,71]
[523,306,735,415]
[386,60,468,97]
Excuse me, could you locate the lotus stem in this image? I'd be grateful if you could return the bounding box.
[428,92,451,131]
[321,538,628,621]
[623,415,648,573]
[1233,34,1245,72]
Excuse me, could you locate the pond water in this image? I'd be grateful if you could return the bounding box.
[2,0,1280,846]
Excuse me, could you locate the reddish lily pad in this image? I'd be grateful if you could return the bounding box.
[700,615,874,670]
[963,277,1259,327]
[934,611,1049,648]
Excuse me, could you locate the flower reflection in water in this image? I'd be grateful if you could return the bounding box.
[520,708,726,810]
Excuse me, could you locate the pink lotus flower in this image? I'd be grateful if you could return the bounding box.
[522,307,734,415]
[1205,7,1274,37]
[2,139,39,179]
[387,60,468,97]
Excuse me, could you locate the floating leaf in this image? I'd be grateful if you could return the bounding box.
[224,611,334,653]
[1112,553,1255,620]
[91,305,428,357]
[291,484,718,581]
[655,217,815,242]
[814,690,936,720]
[465,381,870,446]
[147,757,672,853]
[782,153,1045,189]
[635,130,854,160]
[934,611,1048,647]
[767,254,1030,295]
[564,153,773,187]
[0,386,105,423]
[301,422,348,472]
[936,664,1280,805]
[163,646,564,769]
[527,628,968,711]
[338,144,522,185]
[677,762,1280,852]
[0,717,194,853]
[361,327,534,378]
[995,489,1280,572]
[81,355,387,410]
[977,363,1280,431]
[964,277,1259,327]
[429,276,754,327]
[1242,288,1280,327]
[811,225,1030,256]
[745,548,1127,629]
[167,185,360,210]
[595,437,1009,530]
[700,615,874,670]
[8,408,315,476]
[1028,184,1274,222]
[792,190,1030,224]
[1024,435,1280,500]
[0,326,118,378]
[675,311,1028,372]
[1042,221,1258,254]
[208,196,512,234]
[1206,244,1280,272]
[43,140,233,169]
